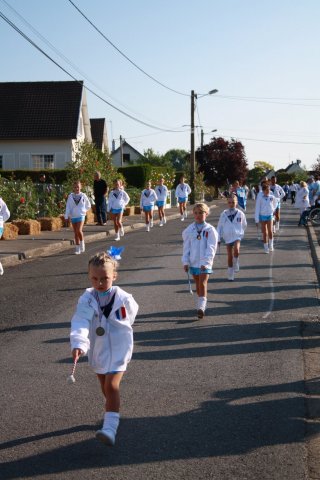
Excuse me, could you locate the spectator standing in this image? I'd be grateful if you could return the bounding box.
[93,171,108,226]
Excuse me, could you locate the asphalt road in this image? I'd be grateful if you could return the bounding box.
[0,201,319,480]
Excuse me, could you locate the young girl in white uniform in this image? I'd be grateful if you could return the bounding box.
[155,177,169,227]
[0,197,10,275]
[217,195,247,281]
[270,176,285,232]
[140,181,158,232]
[255,183,278,253]
[182,203,218,319]
[176,175,191,221]
[65,180,91,254]
[107,179,130,241]
[70,252,139,446]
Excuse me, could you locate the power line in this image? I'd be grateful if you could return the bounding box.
[0,9,185,133]
[67,0,189,97]
[218,135,320,146]
[215,94,320,108]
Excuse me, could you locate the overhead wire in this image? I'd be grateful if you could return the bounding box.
[0,0,183,130]
[67,0,189,97]
[0,9,186,133]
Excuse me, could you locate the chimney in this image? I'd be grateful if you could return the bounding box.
[112,139,115,152]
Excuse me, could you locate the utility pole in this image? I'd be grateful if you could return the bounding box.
[201,129,204,150]
[120,135,123,167]
[190,90,196,205]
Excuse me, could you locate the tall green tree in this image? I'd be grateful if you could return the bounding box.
[196,137,248,187]
[312,155,320,174]
[254,160,274,171]
[138,148,168,166]
[163,149,189,170]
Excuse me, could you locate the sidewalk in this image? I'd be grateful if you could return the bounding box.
[0,207,184,268]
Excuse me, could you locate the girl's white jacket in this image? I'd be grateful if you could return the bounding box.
[140,189,158,208]
[107,189,130,211]
[182,222,218,269]
[70,286,139,374]
[270,184,285,200]
[155,185,169,202]
[0,198,10,229]
[176,183,191,200]
[254,193,278,223]
[64,192,91,220]
[217,208,247,244]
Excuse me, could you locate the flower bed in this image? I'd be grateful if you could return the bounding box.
[12,219,41,235]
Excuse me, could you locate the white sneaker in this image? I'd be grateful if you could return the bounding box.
[80,241,85,253]
[163,217,167,224]
[75,245,81,254]
[120,226,124,236]
[269,240,274,252]
[115,233,120,241]
[233,257,239,272]
[96,429,116,446]
[159,220,163,227]
[0,262,4,275]
[146,225,150,232]
[227,267,234,281]
[181,215,185,222]
[264,243,269,254]
[150,219,154,228]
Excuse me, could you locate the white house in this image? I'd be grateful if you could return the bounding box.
[285,159,305,175]
[0,80,108,171]
[111,140,145,167]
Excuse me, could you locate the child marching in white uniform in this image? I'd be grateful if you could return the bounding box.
[65,180,91,254]
[140,181,158,232]
[70,252,139,446]
[155,177,169,227]
[176,175,191,221]
[0,197,10,275]
[107,179,130,241]
[217,195,247,281]
[255,183,278,253]
[270,176,285,232]
[182,203,218,319]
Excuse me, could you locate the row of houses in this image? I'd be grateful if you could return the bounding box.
[0,80,145,171]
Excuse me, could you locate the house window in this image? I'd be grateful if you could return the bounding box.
[32,154,55,170]
[123,153,130,162]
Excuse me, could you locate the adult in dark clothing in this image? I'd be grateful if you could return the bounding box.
[93,171,108,225]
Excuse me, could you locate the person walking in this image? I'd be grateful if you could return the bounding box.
[93,171,108,226]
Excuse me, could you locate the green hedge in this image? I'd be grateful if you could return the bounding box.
[0,169,68,184]
[117,165,152,188]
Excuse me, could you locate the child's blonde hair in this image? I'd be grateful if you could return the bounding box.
[88,252,118,271]
[193,202,210,214]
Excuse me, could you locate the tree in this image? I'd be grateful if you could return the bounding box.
[137,148,168,167]
[163,149,189,170]
[196,137,248,187]
[312,155,320,175]
[254,161,274,171]
[247,167,266,185]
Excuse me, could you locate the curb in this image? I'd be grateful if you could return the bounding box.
[306,223,320,284]
[0,212,183,268]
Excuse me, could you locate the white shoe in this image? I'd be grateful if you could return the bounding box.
[269,240,274,252]
[233,257,239,272]
[80,241,85,253]
[163,217,167,224]
[120,226,124,237]
[75,245,81,254]
[150,220,154,228]
[146,225,150,232]
[96,429,116,446]
[227,267,234,281]
[181,215,184,222]
[115,233,120,241]
[159,220,163,227]
[0,262,4,275]
[264,243,269,254]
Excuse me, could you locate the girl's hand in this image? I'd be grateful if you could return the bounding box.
[200,265,206,271]
[72,348,83,362]
[184,265,189,272]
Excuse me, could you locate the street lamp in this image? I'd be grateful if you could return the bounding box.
[190,89,218,204]
[201,129,217,150]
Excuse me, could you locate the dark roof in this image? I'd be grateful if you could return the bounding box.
[90,118,105,150]
[0,81,83,140]
[112,140,144,158]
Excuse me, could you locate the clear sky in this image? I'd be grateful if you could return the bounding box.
[1,0,320,170]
